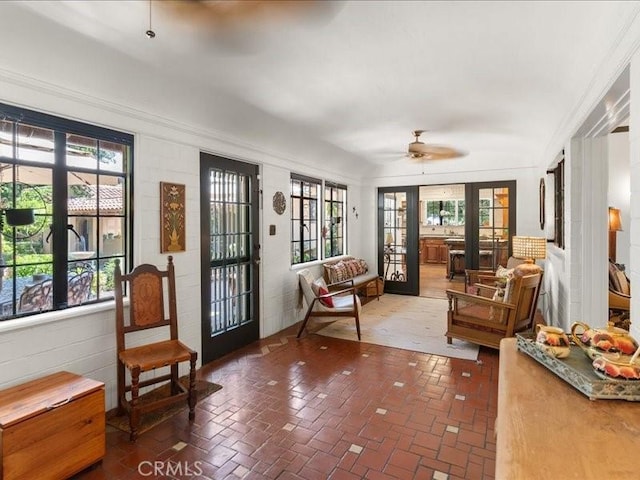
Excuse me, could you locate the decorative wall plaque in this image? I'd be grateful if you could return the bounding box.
[273,191,286,215]
[160,182,185,253]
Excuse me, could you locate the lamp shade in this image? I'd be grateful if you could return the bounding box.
[512,236,547,261]
[608,207,622,232]
[385,231,394,245]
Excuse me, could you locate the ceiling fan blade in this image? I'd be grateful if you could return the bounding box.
[159,0,316,29]
[408,144,466,160]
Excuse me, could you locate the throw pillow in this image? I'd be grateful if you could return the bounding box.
[495,265,514,279]
[358,259,369,274]
[326,261,349,284]
[345,259,361,278]
[312,277,334,307]
[489,287,506,322]
[502,277,514,305]
[317,286,334,307]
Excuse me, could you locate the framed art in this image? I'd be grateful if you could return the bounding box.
[539,178,545,230]
[160,182,186,253]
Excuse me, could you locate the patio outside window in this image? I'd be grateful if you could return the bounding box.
[0,103,133,320]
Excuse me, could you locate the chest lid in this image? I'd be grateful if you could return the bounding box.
[0,371,104,428]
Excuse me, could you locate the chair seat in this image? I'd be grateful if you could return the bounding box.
[119,339,194,371]
[332,295,357,309]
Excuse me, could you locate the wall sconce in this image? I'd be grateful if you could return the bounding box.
[608,207,622,263]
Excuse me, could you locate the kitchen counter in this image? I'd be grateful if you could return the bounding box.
[420,234,464,239]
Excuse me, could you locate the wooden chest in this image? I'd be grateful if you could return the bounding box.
[0,371,105,480]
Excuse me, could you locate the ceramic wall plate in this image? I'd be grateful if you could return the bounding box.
[273,191,286,215]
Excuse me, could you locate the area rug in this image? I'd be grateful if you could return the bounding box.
[107,378,222,435]
[315,294,479,360]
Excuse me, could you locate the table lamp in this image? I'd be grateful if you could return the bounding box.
[511,236,546,275]
[608,207,622,263]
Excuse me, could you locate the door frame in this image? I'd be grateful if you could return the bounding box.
[377,186,419,295]
[464,180,517,270]
[199,152,260,364]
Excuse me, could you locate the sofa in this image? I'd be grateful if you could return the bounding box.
[323,256,382,299]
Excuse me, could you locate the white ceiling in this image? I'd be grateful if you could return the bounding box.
[0,1,638,179]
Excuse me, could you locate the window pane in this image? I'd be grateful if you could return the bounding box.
[17,124,54,164]
[66,134,98,169]
[99,176,124,215]
[0,120,13,158]
[67,264,95,307]
[69,175,98,213]
[97,257,120,299]
[99,217,125,256]
[98,140,126,174]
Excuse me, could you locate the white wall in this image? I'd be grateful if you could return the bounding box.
[0,75,365,410]
[630,55,640,341]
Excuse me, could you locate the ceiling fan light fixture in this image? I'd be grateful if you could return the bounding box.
[408,129,429,154]
[408,140,426,154]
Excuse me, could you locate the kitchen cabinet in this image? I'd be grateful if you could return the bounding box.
[420,237,448,264]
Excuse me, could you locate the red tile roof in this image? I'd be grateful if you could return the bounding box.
[67,185,123,214]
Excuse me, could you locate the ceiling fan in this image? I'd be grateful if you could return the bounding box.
[406,130,466,160]
[156,0,319,30]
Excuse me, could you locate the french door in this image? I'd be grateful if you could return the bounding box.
[200,153,260,364]
[378,186,419,295]
[465,181,516,270]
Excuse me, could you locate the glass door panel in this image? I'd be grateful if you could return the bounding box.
[378,186,419,295]
[466,182,516,271]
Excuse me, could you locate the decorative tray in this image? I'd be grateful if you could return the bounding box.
[516,332,640,401]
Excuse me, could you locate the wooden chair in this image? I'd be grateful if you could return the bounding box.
[464,256,526,293]
[114,256,197,441]
[609,259,630,329]
[445,272,542,349]
[296,268,362,340]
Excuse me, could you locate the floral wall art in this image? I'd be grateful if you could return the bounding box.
[160,182,185,253]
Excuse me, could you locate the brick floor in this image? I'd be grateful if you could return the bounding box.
[75,324,498,479]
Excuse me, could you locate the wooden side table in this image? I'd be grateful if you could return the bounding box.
[0,371,105,480]
[497,338,640,479]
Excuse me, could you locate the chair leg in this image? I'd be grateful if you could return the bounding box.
[170,364,179,395]
[188,353,197,421]
[376,279,380,301]
[129,365,141,442]
[116,361,126,416]
[297,305,314,338]
[355,310,361,341]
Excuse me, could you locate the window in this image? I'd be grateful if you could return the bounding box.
[323,182,346,258]
[0,103,132,320]
[550,157,565,248]
[290,175,320,264]
[546,151,564,249]
[290,175,347,265]
[424,200,465,226]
